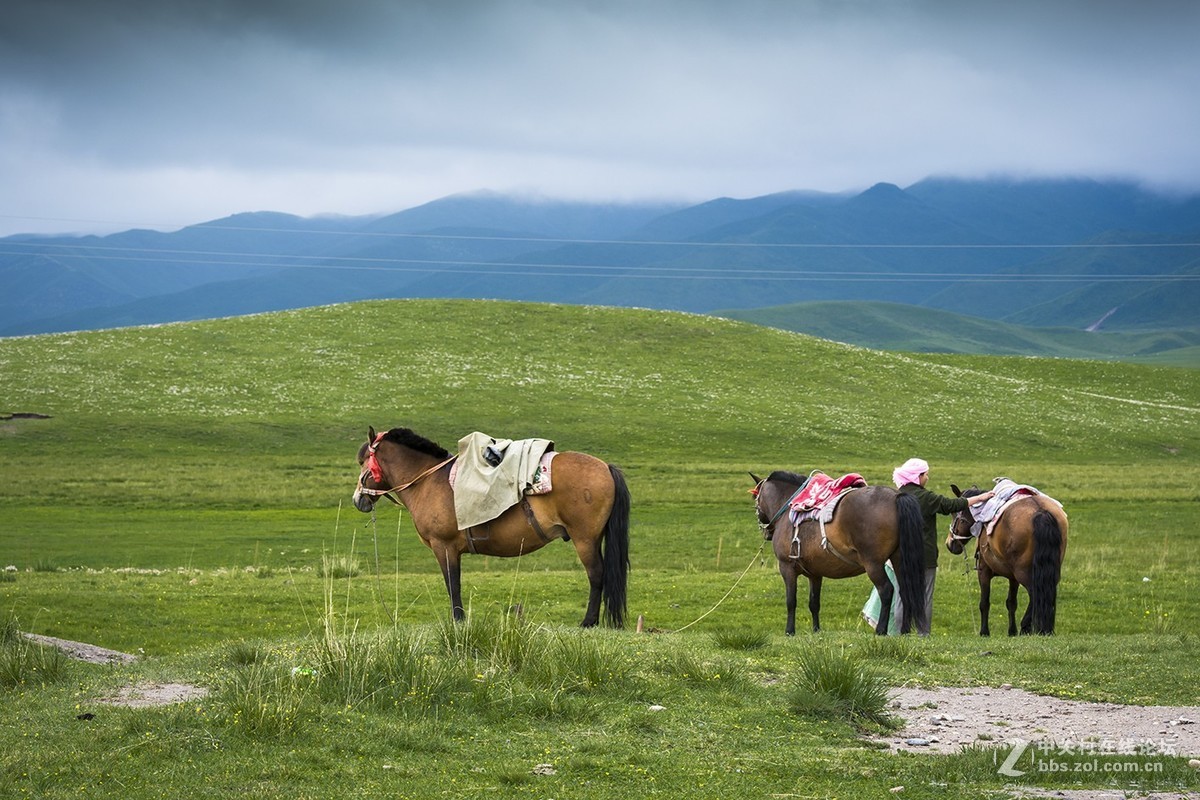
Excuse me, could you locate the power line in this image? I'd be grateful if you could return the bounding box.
[3,247,1196,282]
[5,223,1200,249]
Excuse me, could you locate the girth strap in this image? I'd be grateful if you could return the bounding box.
[465,522,490,555]
[522,496,556,543]
[820,516,859,567]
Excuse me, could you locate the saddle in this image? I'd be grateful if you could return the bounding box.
[786,472,867,566]
[789,472,866,514]
[968,478,1061,539]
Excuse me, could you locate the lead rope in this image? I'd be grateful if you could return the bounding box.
[360,454,458,501]
[369,505,397,626]
[669,539,766,634]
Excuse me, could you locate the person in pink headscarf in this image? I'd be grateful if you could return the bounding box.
[891,457,993,635]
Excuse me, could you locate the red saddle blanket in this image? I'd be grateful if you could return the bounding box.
[789,472,867,513]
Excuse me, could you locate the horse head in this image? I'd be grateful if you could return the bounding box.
[750,471,806,540]
[352,426,389,512]
[749,472,773,537]
[945,483,981,555]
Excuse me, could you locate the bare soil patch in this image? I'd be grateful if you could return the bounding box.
[876,685,1200,757]
[98,682,210,708]
[22,632,137,665]
[22,632,208,707]
[873,685,1200,799]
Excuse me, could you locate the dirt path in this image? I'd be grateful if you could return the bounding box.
[22,632,138,665]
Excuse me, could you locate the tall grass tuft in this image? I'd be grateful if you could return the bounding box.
[860,633,928,665]
[434,610,543,674]
[318,554,360,579]
[0,616,70,689]
[218,661,315,739]
[226,639,270,667]
[789,646,896,730]
[712,627,771,652]
[304,608,641,720]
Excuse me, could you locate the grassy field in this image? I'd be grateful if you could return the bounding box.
[1,299,1198,798]
[719,300,1200,365]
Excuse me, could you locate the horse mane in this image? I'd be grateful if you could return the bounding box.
[960,485,984,498]
[767,470,808,487]
[382,428,451,459]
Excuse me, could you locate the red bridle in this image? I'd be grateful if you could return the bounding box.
[356,433,456,502]
[364,431,387,483]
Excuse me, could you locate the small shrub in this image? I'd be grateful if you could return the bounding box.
[789,646,896,730]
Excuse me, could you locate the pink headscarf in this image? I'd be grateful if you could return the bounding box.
[893,457,929,488]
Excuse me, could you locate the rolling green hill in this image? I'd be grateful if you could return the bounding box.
[0,299,1195,519]
[718,300,1200,365]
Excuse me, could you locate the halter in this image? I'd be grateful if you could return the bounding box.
[948,511,974,540]
[949,488,986,544]
[751,478,806,538]
[356,433,456,503]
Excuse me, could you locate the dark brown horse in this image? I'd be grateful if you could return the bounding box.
[750,471,926,635]
[946,485,1068,636]
[352,427,630,627]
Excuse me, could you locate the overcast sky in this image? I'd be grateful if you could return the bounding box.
[2,0,1198,237]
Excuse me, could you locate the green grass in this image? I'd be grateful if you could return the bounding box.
[1,298,1198,798]
[720,299,1200,365]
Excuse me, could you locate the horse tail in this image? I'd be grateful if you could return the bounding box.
[1030,509,1063,635]
[894,492,926,634]
[601,464,631,628]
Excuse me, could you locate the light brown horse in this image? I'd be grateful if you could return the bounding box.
[352,427,630,627]
[946,485,1068,636]
[750,471,926,635]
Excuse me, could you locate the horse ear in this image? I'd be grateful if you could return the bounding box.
[749,472,761,484]
[368,426,377,441]
[951,484,962,497]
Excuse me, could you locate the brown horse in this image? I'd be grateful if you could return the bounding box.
[352,427,630,627]
[946,485,1068,636]
[750,471,926,635]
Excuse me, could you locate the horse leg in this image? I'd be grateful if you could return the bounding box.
[573,538,605,628]
[780,561,799,636]
[978,568,992,637]
[1008,580,1022,636]
[874,575,895,637]
[808,575,823,633]
[433,546,465,621]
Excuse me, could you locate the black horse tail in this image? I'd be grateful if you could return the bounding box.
[1029,509,1063,635]
[894,492,926,634]
[601,464,631,628]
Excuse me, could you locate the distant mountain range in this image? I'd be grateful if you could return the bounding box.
[3,178,1197,360]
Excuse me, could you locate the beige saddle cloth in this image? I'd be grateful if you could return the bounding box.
[449,431,555,529]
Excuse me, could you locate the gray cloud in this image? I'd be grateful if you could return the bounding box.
[2,0,1198,235]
